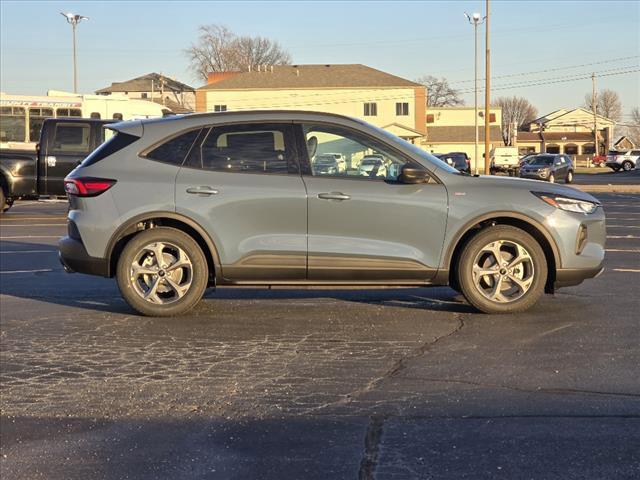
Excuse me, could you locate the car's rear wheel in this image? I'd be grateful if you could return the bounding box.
[622,161,633,171]
[456,225,547,314]
[565,170,574,184]
[548,173,555,183]
[116,227,208,317]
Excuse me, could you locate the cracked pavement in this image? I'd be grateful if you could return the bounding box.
[1,194,639,479]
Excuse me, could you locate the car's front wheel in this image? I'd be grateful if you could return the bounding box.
[622,161,633,172]
[116,227,208,316]
[548,173,555,183]
[565,170,574,184]
[456,225,547,314]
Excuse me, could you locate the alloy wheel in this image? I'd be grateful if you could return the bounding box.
[471,240,535,303]
[130,241,193,305]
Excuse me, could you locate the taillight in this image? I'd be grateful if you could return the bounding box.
[64,177,116,197]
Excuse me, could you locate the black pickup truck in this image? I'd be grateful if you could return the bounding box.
[0,118,114,213]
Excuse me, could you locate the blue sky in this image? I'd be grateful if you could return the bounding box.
[1,0,638,119]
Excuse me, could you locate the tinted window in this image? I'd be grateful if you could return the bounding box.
[146,129,201,165]
[0,106,26,142]
[52,123,90,152]
[28,107,53,142]
[82,132,139,167]
[529,155,555,165]
[186,124,296,174]
[56,108,82,117]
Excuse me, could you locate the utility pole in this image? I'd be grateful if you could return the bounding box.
[484,0,491,175]
[592,72,598,160]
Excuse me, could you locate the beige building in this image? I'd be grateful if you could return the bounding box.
[195,64,426,142]
[515,108,615,158]
[96,73,196,113]
[421,106,503,171]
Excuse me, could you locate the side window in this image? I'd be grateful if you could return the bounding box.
[90,112,101,119]
[56,108,82,117]
[0,106,26,142]
[145,129,201,165]
[51,123,91,152]
[28,107,54,142]
[112,113,123,121]
[186,123,296,174]
[301,123,412,181]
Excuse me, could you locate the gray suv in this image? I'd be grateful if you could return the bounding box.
[519,154,574,183]
[59,111,605,316]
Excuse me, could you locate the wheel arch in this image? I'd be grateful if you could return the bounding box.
[106,211,222,284]
[445,212,561,294]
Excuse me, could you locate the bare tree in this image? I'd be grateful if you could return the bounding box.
[186,25,291,82]
[492,96,538,146]
[583,89,623,122]
[626,106,640,146]
[416,76,464,107]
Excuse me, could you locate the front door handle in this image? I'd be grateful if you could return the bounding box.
[186,186,219,196]
[318,192,350,201]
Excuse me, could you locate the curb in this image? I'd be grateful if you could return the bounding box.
[573,185,640,193]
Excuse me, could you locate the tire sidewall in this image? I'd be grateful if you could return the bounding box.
[622,161,632,171]
[456,226,548,314]
[548,174,555,183]
[116,227,208,317]
[565,171,573,184]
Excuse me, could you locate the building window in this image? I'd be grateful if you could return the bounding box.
[363,102,377,116]
[489,113,496,123]
[582,144,595,155]
[564,144,578,155]
[56,108,82,117]
[214,105,227,112]
[546,145,560,154]
[113,113,123,120]
[141,93,148,99]
[90,112,101,119]
[426,114,435,123]
[395,102,409,116]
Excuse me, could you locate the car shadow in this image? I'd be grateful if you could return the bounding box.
[1,240,475,316]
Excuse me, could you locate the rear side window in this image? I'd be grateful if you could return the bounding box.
[81,131,139,167]
[145,129,201,165]
[185,123,297,174]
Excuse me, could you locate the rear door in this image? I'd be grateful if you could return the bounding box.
[174,122,308,282]
[40,121,93,195]
[297,122,448,281]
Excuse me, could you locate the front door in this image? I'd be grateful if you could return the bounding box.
[175,122,308,282]
[297,123,448,281]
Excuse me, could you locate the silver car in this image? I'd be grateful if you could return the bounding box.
[59,111,606,316]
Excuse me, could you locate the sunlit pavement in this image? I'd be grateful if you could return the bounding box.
[1,194,639,479]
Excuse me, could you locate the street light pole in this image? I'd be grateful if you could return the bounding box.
[61,12,89,93]
[465,12,486,175]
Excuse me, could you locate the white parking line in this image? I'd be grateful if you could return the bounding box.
[0,224,66,227]
[605,249,640,253]
[0,269,54,274]
[0,250,57,254]
[607,235,640,239]
[0,217,67,220]
[0,236,60,239]
[607,225,640,228]
[612,268,640,273]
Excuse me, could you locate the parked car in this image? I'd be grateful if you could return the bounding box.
[358,155,388,177]
[605,150,640,172]
[490,146,519,174]
[312,153,347,175]
[591,155,607,167]
[519,154,574,184]
[434,152,470,174]
[0,118,115,213]
[59,111,605,316]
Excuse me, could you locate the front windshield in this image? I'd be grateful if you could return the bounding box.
[529,155,554,166]
[366,123,461,174]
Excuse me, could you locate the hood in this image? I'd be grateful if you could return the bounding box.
[471,175,600,203]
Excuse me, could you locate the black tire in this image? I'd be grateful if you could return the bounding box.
[116,227,208,317]
[622,161,633,172]
[548,173,555,183]
[455,225,548,314]
[0,187,5,215]
[565,170,574,184]
[612,166,621,172]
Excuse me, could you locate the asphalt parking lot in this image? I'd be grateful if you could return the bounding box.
[1,194,639,480]
[574,168,640,185]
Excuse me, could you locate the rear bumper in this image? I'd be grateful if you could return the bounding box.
[58,235,109,277]
[554,265,604,289]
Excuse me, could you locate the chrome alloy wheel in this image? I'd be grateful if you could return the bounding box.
[471,240,535,303]
[130,242,193,305]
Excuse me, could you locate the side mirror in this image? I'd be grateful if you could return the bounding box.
[399,166,429,184]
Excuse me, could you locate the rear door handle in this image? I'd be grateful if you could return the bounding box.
[186,186,219,196]
[318,192,350,201]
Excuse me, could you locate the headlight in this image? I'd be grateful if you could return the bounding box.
[532,192,600,214]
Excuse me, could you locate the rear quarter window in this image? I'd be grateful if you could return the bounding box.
[145,129,202,165]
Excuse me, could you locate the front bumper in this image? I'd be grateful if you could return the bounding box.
[520,172,548,180]
[555,265,604,288]
[59,235,110,277]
